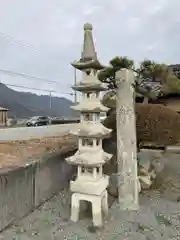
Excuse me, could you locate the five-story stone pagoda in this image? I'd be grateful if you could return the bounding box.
[66,23,112,227]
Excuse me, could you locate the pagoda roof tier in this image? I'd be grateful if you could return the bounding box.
[66,148,112,166]
[71,100,109,112]
[69,122,112,138]
[72,74,107,92]
[72,82,106,92]
[71,59,104,70]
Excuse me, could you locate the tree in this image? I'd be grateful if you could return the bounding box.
[137,60,167,81]
[98,57,163,102]
[99,57,180,105]
[164,73,180,94]
[136,60,167,103]
[102,91,116,109]
[98,56,134,90]
[137,59,180,95]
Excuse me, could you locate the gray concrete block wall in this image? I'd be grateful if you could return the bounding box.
[0,165,34,231]
[0,150,76,232]
[34,152,75,207]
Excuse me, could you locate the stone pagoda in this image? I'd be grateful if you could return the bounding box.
[66,23,112,227]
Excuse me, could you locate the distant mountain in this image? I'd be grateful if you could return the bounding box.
[0,83,77,118]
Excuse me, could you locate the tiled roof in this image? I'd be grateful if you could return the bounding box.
[0,107,9,111]
[138,78,162,94]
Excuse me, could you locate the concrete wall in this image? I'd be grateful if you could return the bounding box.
[0,123,77,141]
[34,151,74,207]
[0,165,34,231]
[0,150,76,232]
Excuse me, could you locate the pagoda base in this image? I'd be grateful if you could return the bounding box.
[70,175,109,195]
[70,175,109,226]
[71,190,108,227]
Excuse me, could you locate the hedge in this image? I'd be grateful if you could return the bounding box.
[103,103,180,146]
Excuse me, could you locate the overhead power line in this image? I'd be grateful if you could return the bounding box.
[0,31,40,52]
[0,68,63,84]
[1,82,74,95]
[0,31,75,97]
[0,31,74,87]
[0,32,66,85]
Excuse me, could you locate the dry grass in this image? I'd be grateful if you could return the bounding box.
[0,135,77,169]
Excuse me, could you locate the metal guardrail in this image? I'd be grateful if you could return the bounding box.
[51,119,80,125]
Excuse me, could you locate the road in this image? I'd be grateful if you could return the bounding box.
[0,123,78,141]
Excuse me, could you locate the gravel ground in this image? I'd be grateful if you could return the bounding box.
[1,189,180,240]
[1,152,180,240]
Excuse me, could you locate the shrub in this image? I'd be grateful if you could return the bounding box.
[102,91,116,109]
[103,103,180,146]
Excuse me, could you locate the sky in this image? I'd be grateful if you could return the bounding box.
[0,0,179,100]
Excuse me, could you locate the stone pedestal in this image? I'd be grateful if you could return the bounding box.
[71,190,108,226]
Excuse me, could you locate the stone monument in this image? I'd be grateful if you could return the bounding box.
[65,23,112,227]
[115,69,140,210]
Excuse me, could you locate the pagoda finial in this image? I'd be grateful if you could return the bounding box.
[84,23,93,30]
[81,22,97,61]
[71,23,104,70]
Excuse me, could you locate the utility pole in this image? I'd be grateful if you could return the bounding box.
[49,91,52,109]
[74,68,77,103]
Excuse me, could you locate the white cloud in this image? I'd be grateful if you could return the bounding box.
[0,0,179,99]
[82,4,101,16]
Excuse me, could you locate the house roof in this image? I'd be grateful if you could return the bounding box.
[0,107,9,111]
[136,78,163,98]
[168,64,180,69]
[138,78,162,91]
